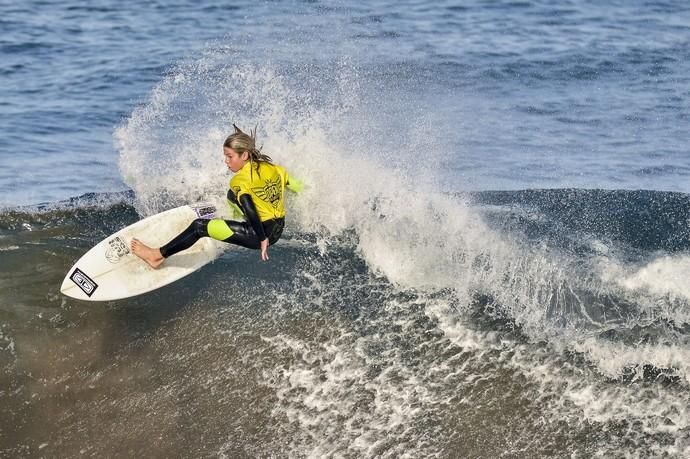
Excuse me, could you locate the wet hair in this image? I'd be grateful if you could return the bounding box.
[223,124,272,178]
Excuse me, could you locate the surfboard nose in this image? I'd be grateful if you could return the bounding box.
[60,267,99,300]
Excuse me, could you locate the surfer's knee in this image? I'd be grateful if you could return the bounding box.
[190,218,210,237]
[207,219,234,241]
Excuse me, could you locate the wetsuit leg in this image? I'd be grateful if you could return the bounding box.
[159,218,210,258]
[159,218,284,258]
[218,220,262,249]
[212,219,283,249]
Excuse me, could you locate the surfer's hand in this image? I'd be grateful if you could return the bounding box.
[260,239,269,261]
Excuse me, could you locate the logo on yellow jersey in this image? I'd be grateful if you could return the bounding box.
[252,176,282,208]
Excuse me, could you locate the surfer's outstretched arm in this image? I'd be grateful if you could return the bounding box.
[286,176,304,193]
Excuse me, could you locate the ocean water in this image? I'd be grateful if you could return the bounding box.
[2,0,690,457]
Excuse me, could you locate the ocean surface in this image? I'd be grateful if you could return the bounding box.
[2,0,690,457]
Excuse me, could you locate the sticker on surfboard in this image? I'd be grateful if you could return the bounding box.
[105,236,130,263]
[69,268,98,297]
[192,204,217,219]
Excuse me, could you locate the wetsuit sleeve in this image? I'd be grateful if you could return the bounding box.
[239,194,267,241]
[226,188,245,220]
[286,175,304,193]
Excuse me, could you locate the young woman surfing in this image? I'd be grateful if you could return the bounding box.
[130,124,303,268]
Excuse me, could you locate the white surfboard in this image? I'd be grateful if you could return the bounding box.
[60,203,225,301]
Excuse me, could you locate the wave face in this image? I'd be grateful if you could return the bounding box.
[2,186,689,457]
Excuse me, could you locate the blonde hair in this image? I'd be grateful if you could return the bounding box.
[223,124,272,178]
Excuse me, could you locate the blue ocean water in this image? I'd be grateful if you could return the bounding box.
[2,0,689,206]
[2,1,690,457]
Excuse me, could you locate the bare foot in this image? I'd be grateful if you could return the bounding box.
[130,238,165,269]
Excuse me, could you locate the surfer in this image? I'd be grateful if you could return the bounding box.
[131,124,303,268]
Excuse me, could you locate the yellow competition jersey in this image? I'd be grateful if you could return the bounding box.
[230,161,289,222]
